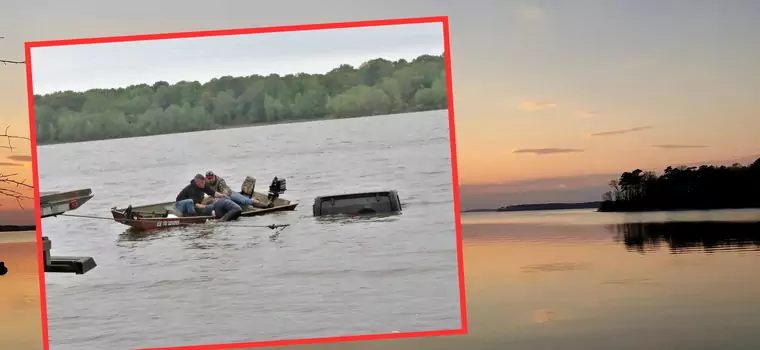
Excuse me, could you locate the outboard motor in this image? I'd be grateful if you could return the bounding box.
[267,177,287,202]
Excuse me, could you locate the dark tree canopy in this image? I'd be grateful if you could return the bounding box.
[34,54,448,144]
[599,158,760,212]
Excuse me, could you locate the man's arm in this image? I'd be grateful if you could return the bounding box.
[197,196,215,209]
[176,185,190,202]
[203,185,224,198]
[218,178,233,196]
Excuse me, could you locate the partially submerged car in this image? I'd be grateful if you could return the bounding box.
[313,190,402,217]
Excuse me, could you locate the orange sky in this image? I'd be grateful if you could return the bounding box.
[0,45,35,218]
[0,107,34,224]
[0,240,44,350]
[2,2,759,205]
[0,2,758,349]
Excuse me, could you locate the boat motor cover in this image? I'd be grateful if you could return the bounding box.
[241,176,257,197]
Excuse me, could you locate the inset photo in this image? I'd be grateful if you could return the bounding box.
[27,18,465,350]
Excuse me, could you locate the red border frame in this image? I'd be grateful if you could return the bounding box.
[25,16,466,350]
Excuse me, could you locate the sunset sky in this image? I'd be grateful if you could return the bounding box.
[456,2,760,182]
[3,1,760,212]
[1,1,760,349]
[453,1,760,208]
[0,122,34,225]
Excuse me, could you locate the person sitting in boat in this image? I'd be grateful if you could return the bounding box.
[204,170,271,209]
[175,174,226,216]
[204,196,243,222]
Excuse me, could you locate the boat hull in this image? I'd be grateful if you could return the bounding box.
[40,188,94,218]
[110,192,298,230]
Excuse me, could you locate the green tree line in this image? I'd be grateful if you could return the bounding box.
[34,53,448,144]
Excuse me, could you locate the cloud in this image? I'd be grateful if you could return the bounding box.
[532,309,558,324]
[459,173,620,210]
[652,144,708,149]
[6,155,32,162]
[0,162,22,167]
[513,148,584,155]
[517,6,546,22]
[577,110,600,118]
[589,126,653,137]
[520,100,557,111]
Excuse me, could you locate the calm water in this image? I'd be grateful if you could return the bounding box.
[0,231,44,350]
[37,111,461,350]
[252,209,760,350]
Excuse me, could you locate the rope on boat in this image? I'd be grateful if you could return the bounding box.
[59,213,128,221]
[222,223,291,230]
[58,213,291,230]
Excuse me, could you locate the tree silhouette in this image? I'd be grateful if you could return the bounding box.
[600,158,760,212]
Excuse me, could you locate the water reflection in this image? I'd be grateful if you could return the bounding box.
[116,226,184,245]
[608,221,760,253]
[243,218,760,350]
[313,212,402,225]
[0,239,44,350]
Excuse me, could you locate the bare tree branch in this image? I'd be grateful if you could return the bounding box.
[0,37,25,65]
[0,42,33,209]
[0,125,34,210]
[0,125,31,152]
[0,59,25,65]
[0,173,33,209]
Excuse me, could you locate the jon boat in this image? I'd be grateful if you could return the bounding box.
[110,176,298,230]
[40,188,98,274]
[41,188,95,218]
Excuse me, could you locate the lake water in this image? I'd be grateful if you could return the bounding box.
[0,231,44,350]
[36,111,462,350]
[249,208,760,350]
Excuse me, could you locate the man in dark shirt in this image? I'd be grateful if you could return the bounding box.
[175,174,226,216]
[208,197,243,222]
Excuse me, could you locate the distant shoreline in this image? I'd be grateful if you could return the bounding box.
[466,159,760,214]
[0,225,36,232]
[598,206,760,213]
[34,54,448,145]
[36,109,446,147]
[462,201,602,213]
[461,205,760,214]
